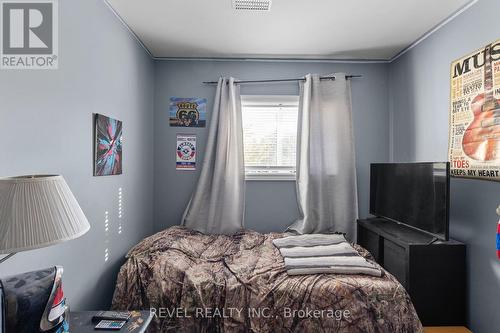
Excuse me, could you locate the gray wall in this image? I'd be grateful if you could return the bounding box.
[388,0,500,331]
[0,0,155,310]
[1,1,494,327]
[154,60,390,233]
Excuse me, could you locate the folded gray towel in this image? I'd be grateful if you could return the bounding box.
[278,242,358,258]
[272,233,346,248]
[284,256,382,277]
[273,233,383,277]
[287,266,383,277]
[284,255,373,268]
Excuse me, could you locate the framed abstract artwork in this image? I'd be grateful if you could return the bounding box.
[94,114,123,176]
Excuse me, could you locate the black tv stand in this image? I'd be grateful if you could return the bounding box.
[357,217,466,326]
[427,237,439,245]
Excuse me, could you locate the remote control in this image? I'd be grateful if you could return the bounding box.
[95,320,126,330]
[92,311,131,322]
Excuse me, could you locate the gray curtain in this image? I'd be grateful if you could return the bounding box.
[181,77,245,235]
[288,73,359,240]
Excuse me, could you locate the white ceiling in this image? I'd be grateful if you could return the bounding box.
[106,0,473,60]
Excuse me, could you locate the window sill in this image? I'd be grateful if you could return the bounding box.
[245,174,296,182]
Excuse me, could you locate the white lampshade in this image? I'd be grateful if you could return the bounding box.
[0,175,90,254]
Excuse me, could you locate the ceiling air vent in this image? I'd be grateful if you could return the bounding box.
[232,0,272,11]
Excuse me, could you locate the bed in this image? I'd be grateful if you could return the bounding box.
[111,226,423,333]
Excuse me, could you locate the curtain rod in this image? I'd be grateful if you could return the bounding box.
[202,75,362,85]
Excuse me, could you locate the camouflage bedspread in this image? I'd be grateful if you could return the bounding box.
[112,226,422,333]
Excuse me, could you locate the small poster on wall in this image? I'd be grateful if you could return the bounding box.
[169,97,207,127]
[448,39,500,181]
[94,113,123,176]
[176,134,197,170]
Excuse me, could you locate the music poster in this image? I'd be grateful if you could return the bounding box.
[449,39,500,181]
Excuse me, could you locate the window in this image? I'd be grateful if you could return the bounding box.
[241,95,299,180]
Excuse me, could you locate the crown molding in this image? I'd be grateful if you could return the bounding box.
[152,57,390,64]
[389,0,478,62]
[103,0,478,64]
[103,0,154,58]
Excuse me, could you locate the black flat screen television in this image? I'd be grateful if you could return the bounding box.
[370,162,450,241]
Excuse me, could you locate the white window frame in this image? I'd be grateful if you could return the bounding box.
[241,95,299,181]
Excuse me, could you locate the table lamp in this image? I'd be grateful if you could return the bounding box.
[0,175,91,262]
[0,175,90,333]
